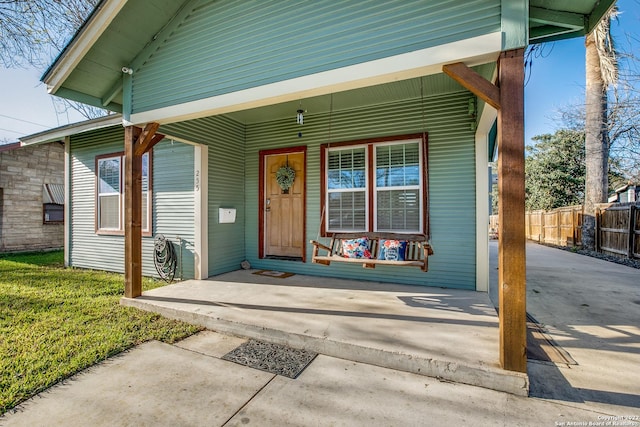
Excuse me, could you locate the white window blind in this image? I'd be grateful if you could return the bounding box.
[375,142,421,232]
[96,153,150,233]
[97,156,121,230]
[326,148,367,231]
[325,139,423,234]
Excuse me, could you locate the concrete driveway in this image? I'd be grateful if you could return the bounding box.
[2,242,639,426]
[491,241,640,414]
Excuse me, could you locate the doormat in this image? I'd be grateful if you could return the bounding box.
[222,340,317,378]
[252,270,295,279]
[527,313,577,365]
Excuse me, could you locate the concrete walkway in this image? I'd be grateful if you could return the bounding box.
[3,330,636,426]
[119,270,527,395]
[2,242,639,426]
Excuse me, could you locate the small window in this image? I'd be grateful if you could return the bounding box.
[322,134,427,235]
[95,152,151,234]
[44,203,64,223]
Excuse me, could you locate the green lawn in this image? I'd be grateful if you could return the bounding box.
[0,251,202,415]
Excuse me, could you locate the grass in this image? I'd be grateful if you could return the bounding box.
[0,250,202,415]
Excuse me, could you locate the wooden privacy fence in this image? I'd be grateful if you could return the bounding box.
[597,203,640,259]
[525,205,583,247]
[489,202,640,260]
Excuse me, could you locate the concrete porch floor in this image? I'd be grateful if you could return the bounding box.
[121,270,529,396]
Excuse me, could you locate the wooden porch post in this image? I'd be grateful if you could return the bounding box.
[497,48,527,372]
[443,49,527,373]
[124,123,164,298]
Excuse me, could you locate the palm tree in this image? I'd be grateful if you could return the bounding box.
[582,5,618,250]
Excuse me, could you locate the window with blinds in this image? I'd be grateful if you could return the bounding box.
[324,136,425,234]
[374,142,421,232]
[96,152,151,234]
[327,147,367,231]
[97,156,121,230]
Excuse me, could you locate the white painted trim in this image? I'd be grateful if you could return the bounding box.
[475,103,498,292]
[64,136,71,268]
[20,115,123,146]
[44,0,128,93]
[194,145,208,279]
[158,133,201,147]
[130,32,503,125]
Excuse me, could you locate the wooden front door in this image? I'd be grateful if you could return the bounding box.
[262,149,305,259]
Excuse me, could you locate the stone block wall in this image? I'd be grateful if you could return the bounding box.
[0,142,64,252]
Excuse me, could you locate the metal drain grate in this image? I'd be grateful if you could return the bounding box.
[222,340,317,378]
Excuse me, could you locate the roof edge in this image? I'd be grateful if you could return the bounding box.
[19,115,123,146]
[0,142,23,153]
[41,0,128,94]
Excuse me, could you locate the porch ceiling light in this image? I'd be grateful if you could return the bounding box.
[296,101,304,125]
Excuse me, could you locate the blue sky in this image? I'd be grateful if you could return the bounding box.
[524,0,640,144]
[1,1,638,144]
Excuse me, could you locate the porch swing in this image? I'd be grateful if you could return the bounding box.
[310,85,434,272]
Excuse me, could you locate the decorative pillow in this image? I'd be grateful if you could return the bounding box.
[341,237,371,259]
[377,239,407,261]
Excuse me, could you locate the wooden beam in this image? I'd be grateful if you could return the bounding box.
[442,62,500,110]
[102,77,124,107]
[124,125,143,298]
[123,122,163,299]
[134,122,164,156]
[497,48,527,373]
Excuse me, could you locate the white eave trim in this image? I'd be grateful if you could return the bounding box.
[44,0,128,94]
[20,115,123,146]
[130,32,503,126]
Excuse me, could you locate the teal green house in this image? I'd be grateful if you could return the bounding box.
[22,0,613,372]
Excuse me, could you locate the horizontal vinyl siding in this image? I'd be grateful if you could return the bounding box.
[132,0,500,113]
[70,128,126,272]
[69,128,197,279]
[161,115,246,276]
[150,141,195,279]
[244,91,477,289]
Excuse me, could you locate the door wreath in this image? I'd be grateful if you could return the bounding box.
[276,165,296,191]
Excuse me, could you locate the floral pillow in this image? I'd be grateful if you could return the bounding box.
[341,237,371,259]
[377,239,407,261]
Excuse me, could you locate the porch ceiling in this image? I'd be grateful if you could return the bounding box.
[529,0,615,43]
[224,63,496,125]
[42,0,613,116]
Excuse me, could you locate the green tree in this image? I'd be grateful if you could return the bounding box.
[525,130,585,211]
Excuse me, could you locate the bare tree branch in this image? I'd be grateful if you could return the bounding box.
[0,0,98,68]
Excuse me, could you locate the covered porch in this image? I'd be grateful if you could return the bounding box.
[121,269,529,396]
[37,0,616,383]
